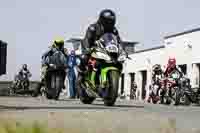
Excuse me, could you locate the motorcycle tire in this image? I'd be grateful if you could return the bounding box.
[174,88,181,106]
[8,87,15,96]
[46,92,54,99]
[77,75,95,104]
[165,97,171,105]
[32,83,42,97]
[182,94,191,106]
[152,97,159,104]
[103,70,119,106]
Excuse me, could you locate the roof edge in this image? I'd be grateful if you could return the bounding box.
[134,45,165,54]
[164,28,200,39]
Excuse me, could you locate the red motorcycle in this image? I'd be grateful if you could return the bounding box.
[159,77,177,105]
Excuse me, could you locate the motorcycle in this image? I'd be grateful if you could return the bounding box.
[185,87,200,105]
[148,75,163,104]
[159,77,177,105]
[77,33,130,106]
[159,70,184,105]
[43,50,67,100]
[9,72,32,96]
[148,84,160,104]
[176,77,200,105]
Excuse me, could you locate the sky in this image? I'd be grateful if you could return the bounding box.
[0,0,200,81]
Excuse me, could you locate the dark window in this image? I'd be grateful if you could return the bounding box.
[120,74,124,94]
[178,64,187,75]
[141,70,147,100]
[0,40,7,76]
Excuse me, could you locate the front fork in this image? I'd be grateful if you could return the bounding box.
[84,70,97,90]
[100,67,119,89]
[85,66,120,92]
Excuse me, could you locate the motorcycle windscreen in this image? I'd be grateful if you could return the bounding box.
[100,33,119,53]
[0,41,7,75]
[100,33,118,47]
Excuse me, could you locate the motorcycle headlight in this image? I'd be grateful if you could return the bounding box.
[118,54,126,62]
[106,44,118,53]
[95,52,111,61]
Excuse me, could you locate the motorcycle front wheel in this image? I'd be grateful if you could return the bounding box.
[174,88,181,105]
[103,70,119,106]
[77,75,95,104]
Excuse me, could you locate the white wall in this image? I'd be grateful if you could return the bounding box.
[123,30,200,100]
[123,48,165,100]
[164,30,200,88]
[164,31,200,64]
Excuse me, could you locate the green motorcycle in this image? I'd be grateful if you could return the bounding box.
[77,33,130,106]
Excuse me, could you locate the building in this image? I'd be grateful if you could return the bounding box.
[122,28,200,100]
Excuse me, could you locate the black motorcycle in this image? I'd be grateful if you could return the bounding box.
[186,87,200,105]
[43,51,67,100]
[173,76,190,105]
[170,71,200,106]
[9,73,32,96]
[176,77,200,105]
[159,70,181,105]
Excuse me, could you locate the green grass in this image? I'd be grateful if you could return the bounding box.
[0,117,198,133]
[0,120,48,133]
[0,119,86,133]
[0,119,68,133]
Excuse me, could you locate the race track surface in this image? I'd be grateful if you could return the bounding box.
[0,96,199,133]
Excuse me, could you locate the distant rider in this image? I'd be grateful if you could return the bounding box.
[147,64,163,103]
[34,38,66,96]
[15,64,32,88]
[164,57,183,78]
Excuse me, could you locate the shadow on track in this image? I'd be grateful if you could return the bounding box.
[0,103,144,111]
[59,99,144,108]
[58,99,81,102]
[92,103,144,109]
[0,105,114,110]
[0,95,33,97]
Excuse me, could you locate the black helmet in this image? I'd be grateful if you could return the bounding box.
[99,9,116,28]
[152,64,162,74]
[22,64,28,70]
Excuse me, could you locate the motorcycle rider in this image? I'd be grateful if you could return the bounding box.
[147,64,163,103]
[14,64,32,89]
[164,57,183,78]
[41,38,66,82]
[79,9,126,83]
[152,64,164,85]
[159,57,184,104]
[34,38,66,96]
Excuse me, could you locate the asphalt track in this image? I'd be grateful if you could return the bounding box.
[0,96,199,133]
